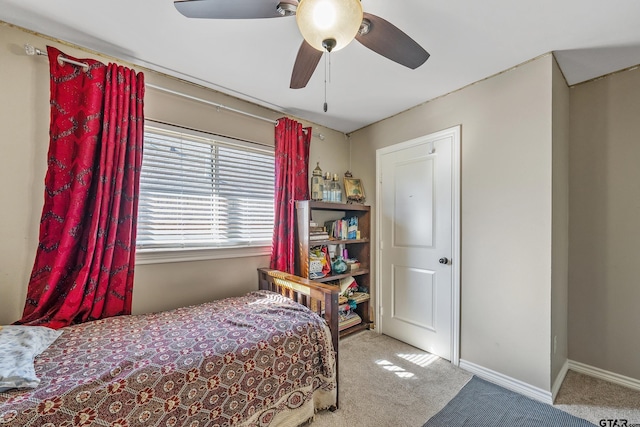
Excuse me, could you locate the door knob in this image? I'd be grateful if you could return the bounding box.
[439,257,449,265]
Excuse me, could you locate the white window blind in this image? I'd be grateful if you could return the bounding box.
[137,125,275,252]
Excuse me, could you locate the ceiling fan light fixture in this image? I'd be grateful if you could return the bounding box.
[296,0,363,52]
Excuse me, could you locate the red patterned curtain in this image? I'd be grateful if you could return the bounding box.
[17,46,145,328]
[270,117,311,273]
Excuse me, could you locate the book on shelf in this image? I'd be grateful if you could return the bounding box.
[338,297,362,332]
[338,311,362,331]
[347,216,358,239]
[349,292,370,304]
[309,233,330,241]
[324,219,341,240]
[324,215,359,240]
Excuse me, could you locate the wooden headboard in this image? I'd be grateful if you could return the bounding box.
[257,268,340,409]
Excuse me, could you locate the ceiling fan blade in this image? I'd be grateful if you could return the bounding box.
[174,0,294,19]
[290,41,323,89]
[355,12,430,69]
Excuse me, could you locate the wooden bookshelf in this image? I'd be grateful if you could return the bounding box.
[295,201,372,337]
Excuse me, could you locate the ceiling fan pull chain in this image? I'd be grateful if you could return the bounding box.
[323,51,329,112]
[328,50,332,84]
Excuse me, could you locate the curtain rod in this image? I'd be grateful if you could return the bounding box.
[24,43,274,125]
[23,43,325,139]
[145,84,324,139]
[144,85,325,139]
[24,44,89,71]
[145,83,277,125]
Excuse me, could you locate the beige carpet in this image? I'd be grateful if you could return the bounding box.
[311,331,640,427]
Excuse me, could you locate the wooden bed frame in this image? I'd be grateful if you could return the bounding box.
[258,268,340,409]
[1,271,341,426]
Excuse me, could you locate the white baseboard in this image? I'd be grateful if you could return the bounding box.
[568,360,640,392]
[459,359,553,404]
[459,359,640,405]
[551,359,569,402]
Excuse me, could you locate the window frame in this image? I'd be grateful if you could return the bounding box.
[135,121,274,265]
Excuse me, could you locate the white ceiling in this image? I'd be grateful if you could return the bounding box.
[2,0,640,133]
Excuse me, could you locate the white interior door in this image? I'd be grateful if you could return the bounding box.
[377,127,459,361]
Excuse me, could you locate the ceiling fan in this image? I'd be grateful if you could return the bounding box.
[174,0,430,89]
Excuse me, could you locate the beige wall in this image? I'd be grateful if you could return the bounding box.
[0,23,349,324]
[350,55,556,390]
[569,66,640,380]
[551,58,570,387]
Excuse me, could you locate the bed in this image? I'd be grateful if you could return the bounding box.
[0,268,340,427]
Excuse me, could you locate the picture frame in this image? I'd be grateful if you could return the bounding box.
[343,177,365,203]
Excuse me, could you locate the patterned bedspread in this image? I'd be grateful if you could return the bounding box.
[0,290,336,426]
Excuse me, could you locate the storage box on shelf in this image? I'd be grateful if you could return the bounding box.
[295,200,372,337]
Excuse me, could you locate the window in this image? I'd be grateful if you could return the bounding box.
[136,124,274,261]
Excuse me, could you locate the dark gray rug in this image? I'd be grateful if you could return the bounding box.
[423,376,596,427]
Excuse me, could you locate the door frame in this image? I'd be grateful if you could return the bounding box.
[375,125,461,366]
